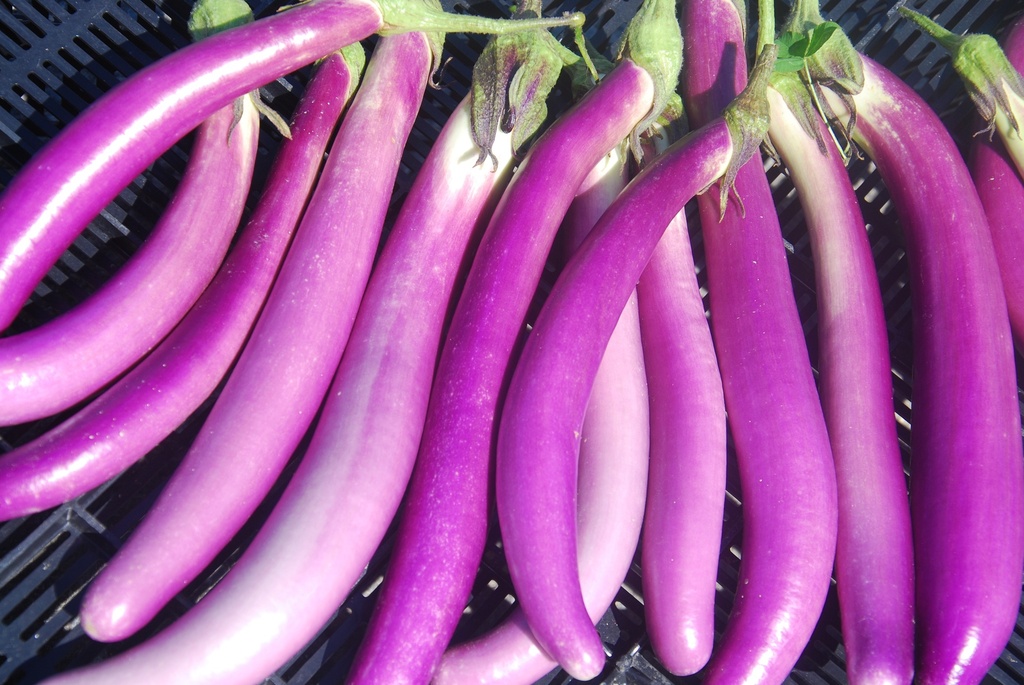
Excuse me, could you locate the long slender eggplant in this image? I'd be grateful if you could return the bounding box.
[767,84,914,684]
[972,130,1024,348]
[432,146,651,685]
[495,46,775,681]
[344,58,657,685]
[830,55,1024,685]
[680,1,839,682]
[77,32,432,645]
[0,0,380,331]
[0,97,256,426]
[637,161,727,678]
[0,50,360,521]
[969,14,1024,347]
[893,9,1024,348]
[0,0,583,330]
[37,89,514,685]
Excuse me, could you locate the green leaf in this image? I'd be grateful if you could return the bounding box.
[774,31,807,72]
[774,56,807,72]
[776,30,809,58]
[806,21,840,56]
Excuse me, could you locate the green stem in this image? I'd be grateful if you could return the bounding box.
[785,0,824,33]
[572,26,599,82]
[898,7,965,54]
[756,0,774,56]
[377,0,586,36]
[721,43,777,218]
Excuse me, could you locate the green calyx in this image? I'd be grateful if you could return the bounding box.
[899,7,1024,139]
[469,0,592,168]
[616,0,683,162]
[188,0,253,42]
[379,0,588,114]
[719,42,776,219]
[337,41,368,101]
[767,0,862,161]
[780,0,863,96]
[769,70,830,155]
[188,0,292,140]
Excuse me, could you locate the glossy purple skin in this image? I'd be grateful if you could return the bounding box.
[768,87,914,685]
[972,15,1024,348]
[638,209,726,677]
[75,33,430,647]
[36,86,510,685]
[849,57,1023,685]
[496,117,733,681]
[972,131,1024,349]
[344,60,655,685]
[0,0,384,331]
[0,101,256,426]
[0,53,353,522]
[432,153,650,685]
[681,3,839,683]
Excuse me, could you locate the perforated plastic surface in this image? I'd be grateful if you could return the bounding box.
[1,0,1023,683]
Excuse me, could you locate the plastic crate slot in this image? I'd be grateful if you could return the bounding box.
[5,0,48,39]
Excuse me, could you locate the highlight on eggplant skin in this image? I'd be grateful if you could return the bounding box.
[74,31,435,650]
[679,1,839,683]
[766,68,914,685]
[2,0,1024,683]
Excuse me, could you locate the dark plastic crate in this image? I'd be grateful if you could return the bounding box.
[1,0,1023,683]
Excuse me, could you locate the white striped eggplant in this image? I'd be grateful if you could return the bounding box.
[767,83,914,684]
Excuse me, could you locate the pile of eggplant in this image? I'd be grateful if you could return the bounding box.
[0,0,1022,683]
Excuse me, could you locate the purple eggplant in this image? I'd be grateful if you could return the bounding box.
[0,0,584,331]
[0,50,359,521]
[636,158,727,677]
[897,8,1024,180]
[767,84,914,684]
[0,0,382,331]
[76,32,432,645]
[895,9,1024,349]
[343,58,657,685]
[493,45,777,672]
[969,14,1024,348]
[0,97,256,426]
[35,85,513,685]
[432,146,651,685]
[833,55,1024,685]
[679,1,839,682]
[972,129,1024,349]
